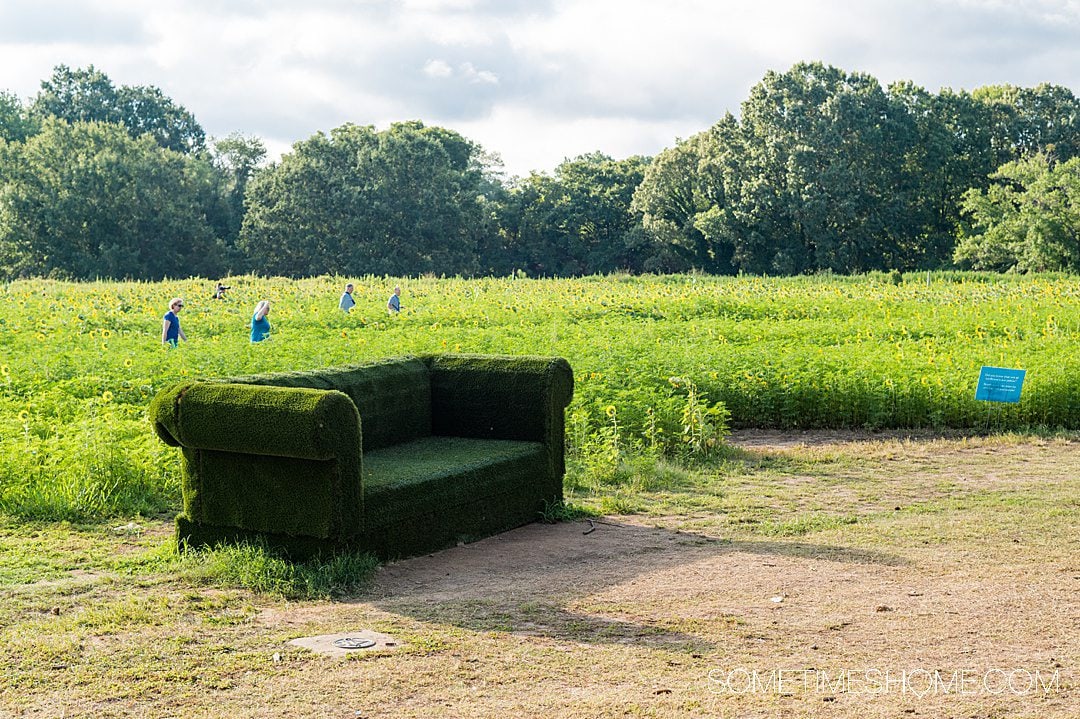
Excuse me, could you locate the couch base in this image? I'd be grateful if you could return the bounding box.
[176,514,342,562]
[176,490,556,562]
[363,490,553,560]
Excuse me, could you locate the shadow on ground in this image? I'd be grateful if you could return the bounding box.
[360,518,905,651]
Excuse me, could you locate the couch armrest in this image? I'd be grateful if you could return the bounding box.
[424,354,573,443]
[150,382,360,460]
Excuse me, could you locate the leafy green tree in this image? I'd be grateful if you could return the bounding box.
[0,118,224,280]
[734,62,919,273]
[635,66,1080,277]
[691,115,751,272]
[954,154,1080,271]
[0,91,36,143]
[637,63,925,275]
[508,153,651,276]
[31,65,119,124]
[211,133,267,268]
[631,133,720,272]
[973,83,1080,162]
[116,84,206,154]
[636,63,1055,276]
[31,64,205,154]
[240,121,499,276]
[369,121,491,275]
[884,84,1002,268]
[240,124,375,276]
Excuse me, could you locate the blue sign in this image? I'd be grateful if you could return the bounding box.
[975,366,1026,403]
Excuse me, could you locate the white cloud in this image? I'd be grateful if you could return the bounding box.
[422,59,498,85]
[460,62,499,85]
[0,0,1077,175]
[423,59,454,78]
[451,103,702,179]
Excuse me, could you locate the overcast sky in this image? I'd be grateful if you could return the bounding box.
[1,0,1078,176]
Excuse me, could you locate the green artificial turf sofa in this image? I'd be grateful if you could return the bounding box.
[150,354,574,560]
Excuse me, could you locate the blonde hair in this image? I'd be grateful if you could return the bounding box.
[254,300,270,317]
[169,297,183,309]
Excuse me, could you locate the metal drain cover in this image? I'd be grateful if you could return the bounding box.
[289,630,399,655]
[332,637,377,650]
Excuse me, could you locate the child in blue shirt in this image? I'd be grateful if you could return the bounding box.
[251,300,271,342]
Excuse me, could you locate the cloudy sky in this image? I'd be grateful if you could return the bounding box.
[1,0,1078,176]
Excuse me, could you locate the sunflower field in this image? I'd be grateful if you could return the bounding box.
[3,271,1080,522]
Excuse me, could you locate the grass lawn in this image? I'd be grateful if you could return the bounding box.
[1,431,1077,718]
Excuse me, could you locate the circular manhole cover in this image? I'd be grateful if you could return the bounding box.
[332,637,377,650]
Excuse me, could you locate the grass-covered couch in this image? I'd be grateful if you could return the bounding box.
[150,354,574,560]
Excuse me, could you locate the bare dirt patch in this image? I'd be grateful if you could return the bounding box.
[235,435,1078,718]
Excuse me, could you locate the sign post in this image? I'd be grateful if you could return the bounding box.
[975,366,1026,429]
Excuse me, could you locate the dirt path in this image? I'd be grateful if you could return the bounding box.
[241,433,1078,718]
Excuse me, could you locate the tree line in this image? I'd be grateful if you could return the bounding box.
[1,62,1078,281]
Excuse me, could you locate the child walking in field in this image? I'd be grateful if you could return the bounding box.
[250,300,271,342]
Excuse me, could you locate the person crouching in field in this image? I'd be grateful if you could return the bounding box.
[162,298,187,347]
[250,300,271,342]
[387,286,401,314]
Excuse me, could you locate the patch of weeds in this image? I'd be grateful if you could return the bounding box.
[116,537,180,573]
[596,493,643,515]
[2,630,84,687]
[402,599,517,632]
[398,633,452,655]
[755,513,858,537]
[517,601,546,617]
[0,518,165,586]
[170,542,378,600]
[715,499,774,530]
[74,593,178,631]
[623,454,697,492]
[565,448,720,519]
[203,608,258,627]
[539,499,600,523]
[567,393,728,497]
[725,447,846,474]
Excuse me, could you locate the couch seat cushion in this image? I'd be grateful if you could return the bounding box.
[363,436,546,529]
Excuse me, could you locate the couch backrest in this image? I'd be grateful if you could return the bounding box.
[223,357,432,451]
